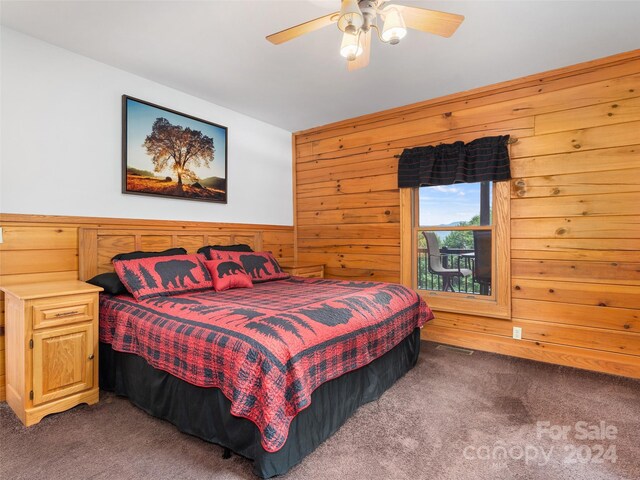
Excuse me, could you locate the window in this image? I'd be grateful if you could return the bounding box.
[400,181,511,319]
[418,182,493,295]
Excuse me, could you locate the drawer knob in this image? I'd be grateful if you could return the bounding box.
[88,354,95,360]
[55,311,80,318]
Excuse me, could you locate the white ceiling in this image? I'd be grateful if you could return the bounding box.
[2,1,640,132]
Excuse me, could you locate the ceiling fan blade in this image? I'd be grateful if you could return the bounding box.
[348,29,371,71]
[266,12,339,45]
[391,5,464,38]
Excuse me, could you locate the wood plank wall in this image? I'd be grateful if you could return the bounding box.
[293,50,640,379]
[0,213,294,401]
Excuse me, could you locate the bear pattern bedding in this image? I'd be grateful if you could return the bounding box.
[200,250,290,283]
[99,277,432,452]
[113,254,213,300]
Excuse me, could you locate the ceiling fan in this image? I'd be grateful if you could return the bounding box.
[266,0,464,71]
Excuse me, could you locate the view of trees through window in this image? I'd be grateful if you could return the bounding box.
[417,182,493,295]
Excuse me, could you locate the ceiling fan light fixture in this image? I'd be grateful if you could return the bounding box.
[340,31,363,61]
[266,1,465,70]
[337,0,364,34]
[381,7,407,44]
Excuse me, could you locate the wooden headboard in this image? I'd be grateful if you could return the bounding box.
[78,227,262,280]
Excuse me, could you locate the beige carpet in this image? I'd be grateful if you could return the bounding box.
[1,341,639,480]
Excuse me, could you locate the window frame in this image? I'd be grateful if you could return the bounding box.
[400,181,511,319]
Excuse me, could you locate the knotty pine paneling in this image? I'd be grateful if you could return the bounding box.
[0,214,294,401]
[512,278,640,311]
[293,49,640,379]
[511,168,640,199]
[296,54,640,144]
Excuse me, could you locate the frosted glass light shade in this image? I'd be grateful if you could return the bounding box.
[340,31,363,61]
[381,7,407,44]
[338,0,363,34]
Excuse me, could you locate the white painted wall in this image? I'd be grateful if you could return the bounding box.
[0,28,293,226]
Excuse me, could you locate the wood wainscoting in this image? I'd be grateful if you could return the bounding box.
[293,49,640,379]
[0,213,294,401]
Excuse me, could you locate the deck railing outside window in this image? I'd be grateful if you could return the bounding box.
[417,246,490,294]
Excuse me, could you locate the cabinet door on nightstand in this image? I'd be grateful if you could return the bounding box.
[32,323,95,405]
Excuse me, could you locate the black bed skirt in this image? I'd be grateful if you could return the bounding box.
[100,329,421,478]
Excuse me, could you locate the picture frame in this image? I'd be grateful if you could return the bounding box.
[122,95,228,204]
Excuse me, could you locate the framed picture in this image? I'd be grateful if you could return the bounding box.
[122,95,228,203]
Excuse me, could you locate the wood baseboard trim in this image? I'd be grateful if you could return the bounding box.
[423,324,640,380]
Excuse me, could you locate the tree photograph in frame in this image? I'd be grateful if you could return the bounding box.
[122,95,228,203]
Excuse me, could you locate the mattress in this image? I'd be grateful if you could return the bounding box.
[99,276,431,476]
[99,276,432,453]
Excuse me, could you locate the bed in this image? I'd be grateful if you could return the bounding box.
[80,227,432,477]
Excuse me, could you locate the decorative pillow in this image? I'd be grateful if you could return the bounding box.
[204,260,253,292]
[113,254,213,300]
[205,251,290,283]
[112,247,187,262]
[197,244,254,256]
[87,272,129,296]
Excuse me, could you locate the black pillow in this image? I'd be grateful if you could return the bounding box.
[197,244,254,258]
[112,247,187,261]
[87,272,128,295]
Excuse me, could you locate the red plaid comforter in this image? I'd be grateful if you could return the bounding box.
[99,277,432,452]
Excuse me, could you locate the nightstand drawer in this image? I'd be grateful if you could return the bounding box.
[32,294,95,329]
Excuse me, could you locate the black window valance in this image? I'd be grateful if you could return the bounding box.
[397,135,511,188]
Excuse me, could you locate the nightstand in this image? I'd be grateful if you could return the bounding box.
[1,280,103,426]
[280,261,325,279]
